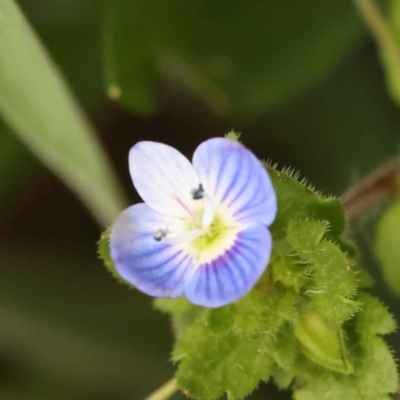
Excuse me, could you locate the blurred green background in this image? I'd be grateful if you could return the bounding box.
[1,0,400,399]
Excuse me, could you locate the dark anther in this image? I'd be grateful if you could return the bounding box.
[192,184,205,200]
[154,228,167,241]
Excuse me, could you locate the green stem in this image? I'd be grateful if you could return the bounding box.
[144,378,178,400]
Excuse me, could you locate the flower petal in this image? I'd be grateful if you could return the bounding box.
[110,203,194,298]
[192,138,277,226]
[184,224,272,308]
[129,141,200,218]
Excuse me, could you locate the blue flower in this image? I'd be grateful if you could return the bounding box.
[110,138,277,308]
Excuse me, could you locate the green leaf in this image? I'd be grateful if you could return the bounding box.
[355,293,396,337]
[354,336,399,399]
[294,305,353,374]
[154,297,205,338]
[293,292,398,399]
[271,241,306,293]
[376,200,400,294]
[98,227,131,285]
[103,0,364,117]
[266,165,346,237]
[174,280,296,400]
[224,130,241,142]
[0,0,127,226]
[271,364,295,390]
[287,220,360,321]
[294,335,399,400]
[271,322,297,372]
[336,237,374,289]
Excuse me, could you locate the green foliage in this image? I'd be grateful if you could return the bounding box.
[356,0,400,108]
[294,305,353,374]
[287,220,359,322]
[171,283,296,400]
[266,165,346,237]
[0,124,37,215]
[154,297,205,338]
[224,131,241,142]
[294,293,398,400]
[0,0,127,226]
[103,0,364,117]
[99,162,398,399]
[376,200,400,294]
[356,292,396,336]
[98,227,133,286]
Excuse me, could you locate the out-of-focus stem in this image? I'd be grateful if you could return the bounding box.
[144,378,178,400]
[341,157,400,221]
[354,0,400,106]
[354,0,392,46]
[346,0,400,220]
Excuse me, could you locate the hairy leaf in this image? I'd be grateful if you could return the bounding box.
[293,292,398,399]
[287,220,359,321]
[173,281,296,400]
[294,305,353,374]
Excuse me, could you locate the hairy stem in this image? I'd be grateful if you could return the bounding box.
[341,157,400,221]
[144,378,178,400]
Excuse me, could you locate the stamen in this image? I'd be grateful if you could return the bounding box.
[164,229,203,245]
[192,184,205,200]
[153,228,168,241]
[202,194,216,231]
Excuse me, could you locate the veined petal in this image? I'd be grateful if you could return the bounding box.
[192,138,277,227]
[129,141,200,218]
[110,203,194,298]
[184,224,272,308]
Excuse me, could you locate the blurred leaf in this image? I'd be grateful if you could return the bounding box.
[376,200,400,294]
[103,0,157,114]
[103,0,365,117]
[0,0,127,226]
[18,0,105,110]
[0,241,174,398]
[355,0,400,107]
[262,41,400,197]
[0,125,39,213]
